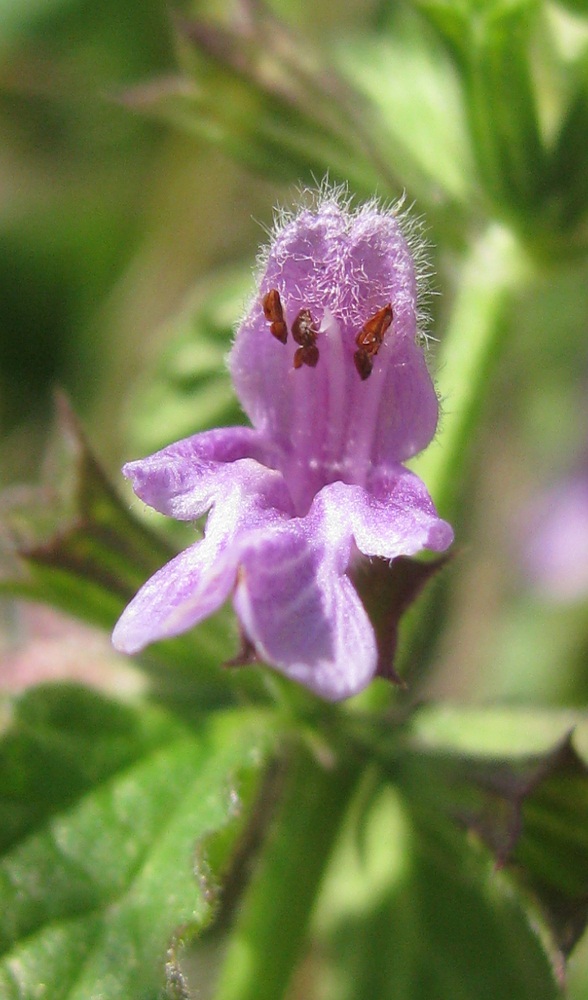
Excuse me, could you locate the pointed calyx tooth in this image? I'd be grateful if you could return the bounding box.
[262,288,288,344]
[353,303,393,380]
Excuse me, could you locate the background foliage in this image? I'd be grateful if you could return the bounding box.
[2,0,588,997]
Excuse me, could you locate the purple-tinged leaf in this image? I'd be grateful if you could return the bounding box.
[401,706,588,968]
[0,393,174,630]
[351,553,452,683]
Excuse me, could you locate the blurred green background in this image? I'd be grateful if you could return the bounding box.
[3,0,588,702]
[3,0,588,993]
[0,0,277,480]
[0,0,387,477]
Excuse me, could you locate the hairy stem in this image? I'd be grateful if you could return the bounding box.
[213,741,358,1000]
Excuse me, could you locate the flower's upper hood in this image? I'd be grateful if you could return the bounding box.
[230,197,439,513]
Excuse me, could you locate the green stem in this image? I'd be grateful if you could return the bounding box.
[212,224,535,994]
[411,221,534,520]
[213,742,359,1000]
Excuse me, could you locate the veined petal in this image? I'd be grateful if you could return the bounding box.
[311,469,454,561]
[113,466,293,653]
[122,425,277,519]
[233,525,377,701]
[112,534,236,654]
[113,190,454,700]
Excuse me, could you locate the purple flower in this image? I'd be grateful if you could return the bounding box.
[523,471,588,603]
[112,191,453,700]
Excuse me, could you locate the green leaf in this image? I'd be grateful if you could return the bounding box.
[121,6,394,198]
[0,683,173,853]
[0,0,72,44]
[316,782,560,1000]
[409,703,588,758]
[553,0,588,14]
[402,705,588,958]
[0,684,277,999]
[0,394,243,694]
[514,740,588,953]
[333,4,477,209]
[0,393,174,632]
[415,0,547,217]
[547,52,588,235]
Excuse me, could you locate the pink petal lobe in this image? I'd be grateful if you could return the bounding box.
[310,469,453,561]
[113,466,293,653]
[233,526,377,701]
[112,536,235,654]
[122,426,275,519]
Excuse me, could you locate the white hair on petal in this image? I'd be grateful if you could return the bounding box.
[235,179,436,361]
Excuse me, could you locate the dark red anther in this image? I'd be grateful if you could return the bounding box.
[354,303,393,380]
[291,308,319,369]
[262,288,288,345]
[354,349,373,380]
[293,344,319,369]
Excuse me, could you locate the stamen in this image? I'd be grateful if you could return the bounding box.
[354,350,373,381]
[262,288,288,344]
[348,304,395,486]
[292,308,319,368]
[293,345,319,368]
[353,303,393,380]
[322,308,347,464]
